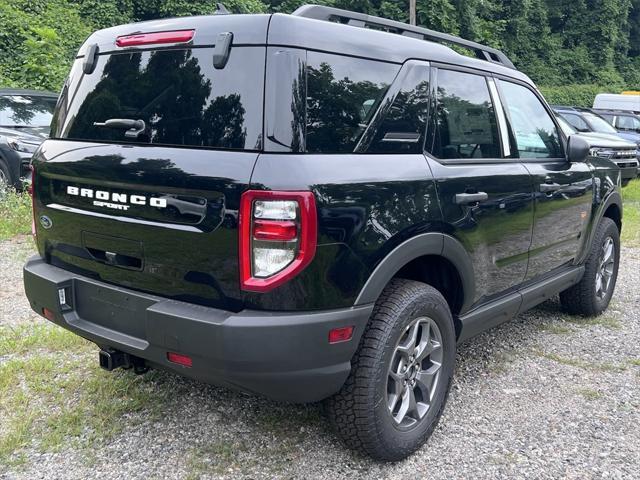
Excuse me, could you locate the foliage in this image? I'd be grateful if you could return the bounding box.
[538,84,626,108]
[2,0,640,104]
[0,188,31,241]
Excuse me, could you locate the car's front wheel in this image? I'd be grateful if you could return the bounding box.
[560,217,620,316]
[326,279,456,461]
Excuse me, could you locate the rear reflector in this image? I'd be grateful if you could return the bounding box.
[42,308,55,321]
[167,351,193,368]
[116,30,195,47]
[329,326,354,344]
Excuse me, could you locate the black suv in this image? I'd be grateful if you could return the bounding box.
[24,5,624,461]
[0,89,58,189]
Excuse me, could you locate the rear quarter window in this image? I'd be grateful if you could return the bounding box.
[305,52,399,153]
[52,47,264,151]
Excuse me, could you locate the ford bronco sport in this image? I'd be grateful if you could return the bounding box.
[24,5,624,461]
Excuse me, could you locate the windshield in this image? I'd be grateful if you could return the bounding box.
[583,112,619,134]
[0,95,57,127]
[556,116,576,136]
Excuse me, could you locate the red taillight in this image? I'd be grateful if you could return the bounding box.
[167,352,193,368]
[42,308,55,321]
[239,190,317,292]
[116,30,195,47]
[329,326,354,344]
[253,220,297,241]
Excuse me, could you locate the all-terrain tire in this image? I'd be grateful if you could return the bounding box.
[326,279,456,461]
[560,217,620,316]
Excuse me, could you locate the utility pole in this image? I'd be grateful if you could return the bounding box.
[410,0,416,25]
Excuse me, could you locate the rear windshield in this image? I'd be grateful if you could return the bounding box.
[0,95,57,128]
[51,47,264,151]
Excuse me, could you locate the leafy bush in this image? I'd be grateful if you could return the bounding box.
[0,0,90,92]
[0,188,32,240]
[538,84,626,109]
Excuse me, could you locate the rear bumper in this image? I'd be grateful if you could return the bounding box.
[23,256,373,403]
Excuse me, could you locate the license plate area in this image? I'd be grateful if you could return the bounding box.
[74,280,155,340]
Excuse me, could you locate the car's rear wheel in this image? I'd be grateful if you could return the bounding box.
[560,217,620,316]
[326,279,455,461]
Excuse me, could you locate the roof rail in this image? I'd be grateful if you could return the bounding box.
[291,4,516,70]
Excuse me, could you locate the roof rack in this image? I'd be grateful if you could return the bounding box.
[291,4,516,70]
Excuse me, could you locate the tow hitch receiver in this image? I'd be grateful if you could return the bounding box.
[98,348,149,374]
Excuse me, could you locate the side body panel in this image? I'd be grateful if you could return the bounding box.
[522,161,594,279]
[425,159,534,308]
[248,153,443,309]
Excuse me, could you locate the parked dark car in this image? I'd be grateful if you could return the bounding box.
[593,108,640,135]
[0,89,58,189]
[24,5,624,461]
[556,116,639,185]
[554,105,640,145]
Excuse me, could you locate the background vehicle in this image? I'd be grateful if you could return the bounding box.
[0,89,58,189]
[554,106,640,145]
[23,5,623,461]
[593,93,640,113]
[557,116,639,185]
[593,109,640,136]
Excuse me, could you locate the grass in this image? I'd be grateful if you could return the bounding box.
[0,188,31,241]
[534,350,627,373]
[537,323,574,334]
[566,314,622,330]
[0,322,167,468]
[575,387,603,400]
[622,179,640,247]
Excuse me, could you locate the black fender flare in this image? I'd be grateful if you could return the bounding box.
[576,190,622,265]
[354,232,476,313]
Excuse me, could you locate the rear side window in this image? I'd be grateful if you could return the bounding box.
[364,62,431,154]
[429,69,501,159]
[499,81,562,158]
[52,47,264,151]
[305,52,399,153]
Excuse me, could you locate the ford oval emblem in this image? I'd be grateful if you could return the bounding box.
[39,215,53,229]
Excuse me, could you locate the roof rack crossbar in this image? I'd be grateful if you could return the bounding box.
[291,4,516,70]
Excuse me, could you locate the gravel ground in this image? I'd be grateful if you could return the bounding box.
[1,237,639,479]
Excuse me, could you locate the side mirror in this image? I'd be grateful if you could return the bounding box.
[567,135,590,163]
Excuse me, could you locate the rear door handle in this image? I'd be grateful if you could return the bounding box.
[539,182,562,193]
[454,192,488,205]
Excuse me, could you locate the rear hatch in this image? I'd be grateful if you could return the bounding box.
[32,14,269,311]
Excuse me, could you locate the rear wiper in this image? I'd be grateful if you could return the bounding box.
[93,118,146,139]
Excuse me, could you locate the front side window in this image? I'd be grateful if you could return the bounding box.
[305,52,399,153]
[499,81,562,159]
[429,69,500,159]
[52,47,264,150]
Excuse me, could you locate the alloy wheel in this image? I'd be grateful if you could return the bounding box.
[595,236,615,299]
[386,317,443,429]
